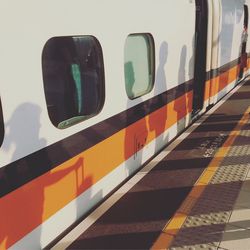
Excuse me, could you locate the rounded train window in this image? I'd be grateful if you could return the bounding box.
[124,33,155,99]
[42,36,105,129]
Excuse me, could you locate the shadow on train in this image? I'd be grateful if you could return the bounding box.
[149,41,169,153]
[174,44,192,134]
[217,0,246,98]
[0,103,98,249]
[124,41,170,176]
[124,61,148,176]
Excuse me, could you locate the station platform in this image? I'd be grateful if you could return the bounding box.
[51,78,250,250]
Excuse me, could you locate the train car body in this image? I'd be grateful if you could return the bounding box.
[0,0,249,249]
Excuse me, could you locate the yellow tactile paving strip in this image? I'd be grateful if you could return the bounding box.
[151,107,250,250]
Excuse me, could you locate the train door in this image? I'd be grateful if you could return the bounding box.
[192,0,208,117]
[239,4,249,79]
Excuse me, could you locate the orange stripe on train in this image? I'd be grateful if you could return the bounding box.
[0,91,192,249]
[204,63,242,101]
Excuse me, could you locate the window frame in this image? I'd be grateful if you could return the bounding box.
[124,33,155,100]
[41,35,105,129]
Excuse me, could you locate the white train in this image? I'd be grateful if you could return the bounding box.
[0,0,249,249]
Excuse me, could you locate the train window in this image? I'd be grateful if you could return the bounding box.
[42,36,105,129]
[124,33,155,99]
